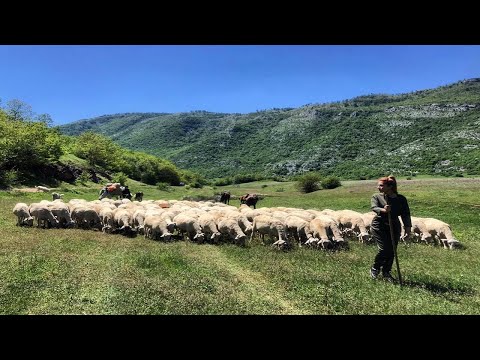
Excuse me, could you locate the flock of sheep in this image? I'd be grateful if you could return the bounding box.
[12,196,460,250]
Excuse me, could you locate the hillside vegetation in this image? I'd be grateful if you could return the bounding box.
[60,78,480,180]
[1,177,479,314]
[0,108,206,189]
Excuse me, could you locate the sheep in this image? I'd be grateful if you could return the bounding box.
[284,215,316,247]
[132,209,147,234]
[13,203,34,227]
[99,207,116,233]
[216,217,248,246]
[28,203,59,228]
[173,213,205,243]
[113,208,134,235]
[249,214,288,249]
[198,213,222,243]
[325,209,370,243]
[71,206,102,230]
[35,185,51,192]
[47,201,75,228]
[408,217,460,249]
[315,214,345,245]
[307,218,332,249]
[143,216,173,241]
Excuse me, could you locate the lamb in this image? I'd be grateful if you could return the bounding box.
[13,203,34,227]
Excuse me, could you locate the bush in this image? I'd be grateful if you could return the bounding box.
[76,171,90,186]
[156,182,170,191]
[0,169,18,189]
[213,177,233,186]
[112,172,128,186]
[296,172,322,193]
[321,176,341,189]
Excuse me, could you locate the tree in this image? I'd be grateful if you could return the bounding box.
[296,172,323,193]
[35,113,53,126]
[74,131,120,167]
[5,99,34,121]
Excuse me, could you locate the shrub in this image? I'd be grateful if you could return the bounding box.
[296,172,322,193]
[213,177,233,186]
[76,171,90,186]
[112,172,128,186]
[321,176,341,189]
[156,182,170,191]
[0,169,18,189]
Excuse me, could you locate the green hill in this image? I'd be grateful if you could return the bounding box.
[59,78,480,179]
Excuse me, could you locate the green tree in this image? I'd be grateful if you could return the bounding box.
[296,172,323,193]
[74,131,120,168]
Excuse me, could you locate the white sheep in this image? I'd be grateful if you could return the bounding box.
[414,217,460,249]
[173,213,205,243]
[47,201,75,228]
[198,213,222,243]
[13,203,34,227]
[28,203,59,228]
[249,214,288,249]
[216,217,248,246]
[35,185,51,192]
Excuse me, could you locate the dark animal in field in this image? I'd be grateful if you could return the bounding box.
[220,191,231,204]
[99,183,132,200]
[240,194,259,209]
[134,192,144,202]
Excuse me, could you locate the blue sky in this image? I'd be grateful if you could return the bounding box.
[1,45,479,126]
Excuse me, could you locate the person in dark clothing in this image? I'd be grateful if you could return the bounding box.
[370,176,411,282]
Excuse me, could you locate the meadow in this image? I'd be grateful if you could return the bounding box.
[1,176,479,314]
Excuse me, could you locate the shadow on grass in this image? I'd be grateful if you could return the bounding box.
[402,275,475,298]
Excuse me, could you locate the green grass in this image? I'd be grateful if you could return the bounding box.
[1,176,479,314]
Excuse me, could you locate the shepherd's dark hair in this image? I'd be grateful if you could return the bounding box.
[378,175,398,194]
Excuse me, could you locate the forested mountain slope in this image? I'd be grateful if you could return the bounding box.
[60,78,480,179]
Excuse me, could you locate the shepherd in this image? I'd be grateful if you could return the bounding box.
[369,176,411,285]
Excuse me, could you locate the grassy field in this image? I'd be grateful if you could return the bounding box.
[1,177,479,314]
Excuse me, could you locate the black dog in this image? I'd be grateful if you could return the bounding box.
[134,192,144,202]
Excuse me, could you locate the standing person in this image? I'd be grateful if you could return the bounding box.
[370,176,412,282]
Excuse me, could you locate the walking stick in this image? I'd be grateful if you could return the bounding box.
[385,194,403,287]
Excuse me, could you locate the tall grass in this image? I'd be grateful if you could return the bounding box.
[1,177,479,314]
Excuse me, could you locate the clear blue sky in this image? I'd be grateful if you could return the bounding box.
[1,45,479,126]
